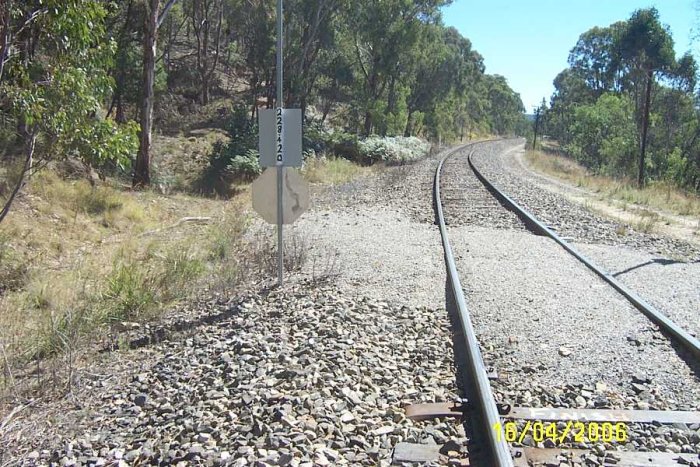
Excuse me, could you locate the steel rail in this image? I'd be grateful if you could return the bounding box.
[435,144,514,467]
[467,149,700,360]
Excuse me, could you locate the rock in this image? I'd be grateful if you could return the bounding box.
[134,394,148,407]
[558,347,571,357]
[632,374,651,384]
[393,443,440,463]
[372,426,394,436]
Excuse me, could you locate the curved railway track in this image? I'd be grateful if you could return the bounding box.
[410,140,700,466]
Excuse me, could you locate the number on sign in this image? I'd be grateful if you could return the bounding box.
[276,108,283,162]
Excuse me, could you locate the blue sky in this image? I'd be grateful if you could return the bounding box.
[442,0,697,112]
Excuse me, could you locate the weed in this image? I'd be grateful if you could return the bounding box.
[310,249,342,284]
[632,210,659,233]
[74,185,123,215]
[159,248,205,299]
[102,261,157,322]
[302,156,366,184]
[250,230,309,275]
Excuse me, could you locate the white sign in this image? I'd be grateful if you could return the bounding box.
[259,108,302,167]
[252,167,309,224]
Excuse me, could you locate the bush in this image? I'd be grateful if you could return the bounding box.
[198,105,261,196]
[303,119,361,162]
[358,136,430,164]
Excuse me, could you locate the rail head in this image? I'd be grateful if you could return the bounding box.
[434,143,514,467]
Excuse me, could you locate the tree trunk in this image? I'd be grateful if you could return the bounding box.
[638,70,652,188]
[133,0,160,188]
[116,93,126,123]
[404,110,413,137]
[363,111,372,137]
[0,132,35,225]
[201,76,210,105]
[0,1,10,82]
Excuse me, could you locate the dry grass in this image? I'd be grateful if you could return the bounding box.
[302,156,372,185]
[0,169,252,395]
[525,150,700,218]
[0,130,371,396]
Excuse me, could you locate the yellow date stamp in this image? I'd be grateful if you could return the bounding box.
[493,421,628,444]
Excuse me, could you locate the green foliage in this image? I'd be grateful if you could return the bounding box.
[1,0,137,172]
[102,247,204,323]
[227,149,262,179]
[199,106,261,196]
[545,7,700,192]
[103,262,157,322]
[565,94,636,176]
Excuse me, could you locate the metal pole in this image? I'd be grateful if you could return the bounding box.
[276,0,283,286]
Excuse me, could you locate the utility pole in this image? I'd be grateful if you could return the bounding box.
[532,106,540,151]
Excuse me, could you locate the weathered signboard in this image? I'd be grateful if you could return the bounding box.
[258,108,302,167]
[252,167,309,224]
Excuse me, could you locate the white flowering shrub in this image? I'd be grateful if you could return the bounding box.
[358,136,430,164]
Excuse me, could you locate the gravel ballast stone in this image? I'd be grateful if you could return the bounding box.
[5,286,464,466]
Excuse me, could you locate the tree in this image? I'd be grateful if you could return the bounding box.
[568,25,623,96]
[132,0,180,187]
[226,0,274,120]
[532,98,547,149]
[618,8,675,187]
[344,0,447,136]
[187,0,224,105]
[133,0,160,187]
[0,0,137,223]
[483,74,525,135]
[283,0,340,116]
[566,93,636,175]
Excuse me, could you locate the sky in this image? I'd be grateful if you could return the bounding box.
[442,0,698,112]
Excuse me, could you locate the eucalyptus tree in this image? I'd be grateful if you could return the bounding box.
[567,22,628,96]
[483,74,525,135]
[0,0,137,223]
[185,0,224,105]
[283,0,341,116]
[344,0,448,136]
[404,26,483,138]
[226,0,274,119]
[617,7,675,187]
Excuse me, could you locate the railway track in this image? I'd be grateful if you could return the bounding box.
[406,141,700,466]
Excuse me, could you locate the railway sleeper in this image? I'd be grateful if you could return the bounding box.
[402,402,700,466]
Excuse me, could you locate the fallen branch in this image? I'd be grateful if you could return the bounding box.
[138,216,212,237]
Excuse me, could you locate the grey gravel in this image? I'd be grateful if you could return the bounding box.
[440,141,700,456]
[4,286,463,466]
[4,140,699,466]
[572,243,700,340]
[473,139,700,260]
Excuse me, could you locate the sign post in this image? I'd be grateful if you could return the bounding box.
[275,0,284,286]
[252,0,307,287]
